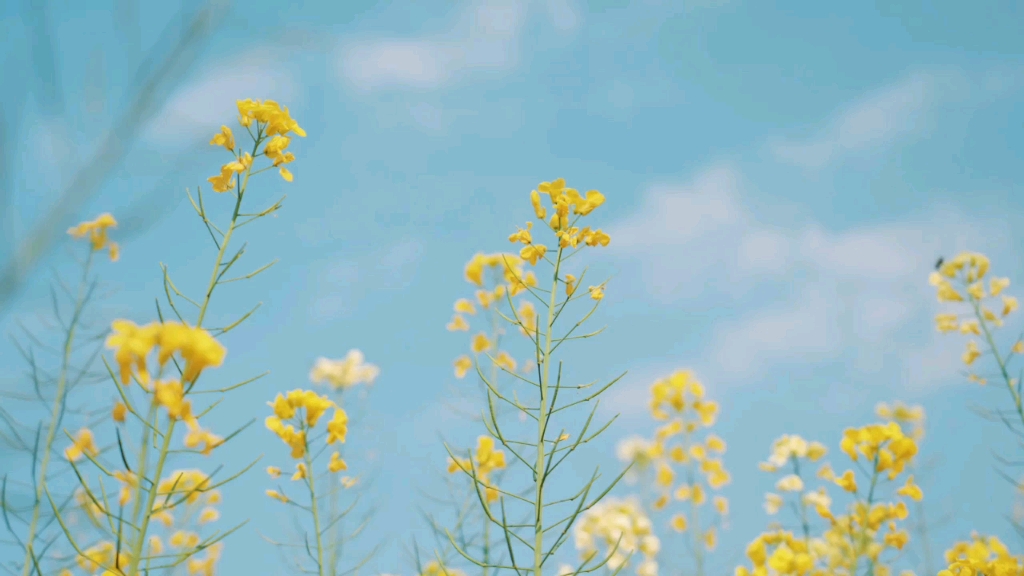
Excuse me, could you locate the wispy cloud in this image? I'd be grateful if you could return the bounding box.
[144,48,298,146]
[605,163,1013,404]
[770,72,939,168]
[337,0,578,92]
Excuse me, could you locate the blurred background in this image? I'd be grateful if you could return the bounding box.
[1,0,1023,574]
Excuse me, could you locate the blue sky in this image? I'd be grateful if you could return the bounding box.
[2,0,1024,574]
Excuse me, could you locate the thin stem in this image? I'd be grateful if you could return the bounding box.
[974,298,1024,428]
[304,424,326,576]
[21,249,95,576]
[125,137,255,575]
[534,247,563,576]
[791,456,811,543]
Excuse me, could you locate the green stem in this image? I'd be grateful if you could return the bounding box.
[483,299,501,576]
[684,431,704,576]
[859,455,881,576]
[304,425,327,576]
[791,456,811,543]
[328,466,340,576]
[973,298,1024,428]
[534,247,563,576]
[21,250,95,575]
[125,141,255,575]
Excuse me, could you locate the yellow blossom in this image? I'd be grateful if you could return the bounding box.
[454,355,473,378]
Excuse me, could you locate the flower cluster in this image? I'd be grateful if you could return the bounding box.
[447,435,507,503]
[105,320,226,387]
[83,320,228,462]
[264,389,350,503]
[616,435,663,482]
[837,422,918,483]
[448,252,537,380]
[309,349,380,390]
[573,497,660,576]
[207,99,305,192]
[939,533,1024,576]
[737,425,922,576]
[68,469,223,575]
[67,212,120,261]
[509,178,610,300]
[613,370,728,576]
[734,530,817,576]
[930,251,1020,378]
[874,402,925,442]
[759,434,829,517]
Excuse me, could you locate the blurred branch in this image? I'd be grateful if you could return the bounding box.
[0,0,230,314]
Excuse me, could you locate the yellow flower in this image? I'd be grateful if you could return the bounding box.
[655,463,675,487]
[67,213,119,260]
[583,228,611,247]
[454,355,473,379]
[154,379,194,422]
[897,475,924,501]
[959,320,981,335]
[198,507,220,524]
[835,469,858,492]
[267,466,282,479]
[530,190,547,220]
[706,434,727,452]
[671,513,688,532]
[588,285,604,301]
[292,462,308,481]
[764,493,783,515]
[112,402,127,423]
[471,332,492,354]
[520,244,547,266]
[65,428,99,461]
[266,489,289,503]
[454,298,476,315]
[713,496,729,515]
[704,528,717,551]
[105,319,159,385]
[446,314,469,331]
[329,451,348,472]
[308,350,379,389]
[464,253,487,286]
[183,421,224,456]
[1003,296,1019,316]
[207,165,236,192]
[327,409,349,445]
[991,277,1011,296]
[963,341,981,365]
[509,222,533,244]
[575,190,605,215]
[210,125,235,151]
[494,351,517,372]
[776,474,804,492]
[565,274,577,296]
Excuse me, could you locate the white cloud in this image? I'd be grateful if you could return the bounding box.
[771,72,938,168]
[144,48,297,146]
[337,0,578,91]
[606,164,1009,390]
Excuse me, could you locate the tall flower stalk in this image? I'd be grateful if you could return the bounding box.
[443,178,625,576]
[44,98,303,576]
[1,214,117,575]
